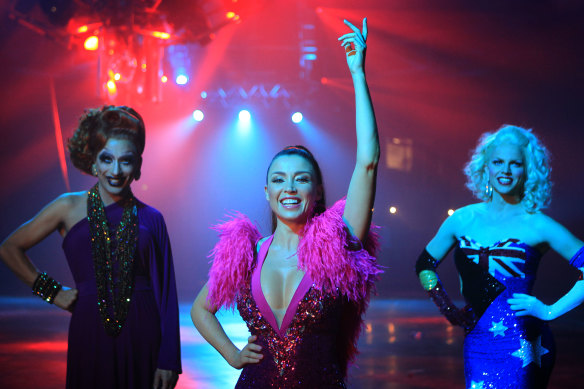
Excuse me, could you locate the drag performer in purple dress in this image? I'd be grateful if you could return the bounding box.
[0,106,181,389]
[191,18,381,388]
[415,125,584,389]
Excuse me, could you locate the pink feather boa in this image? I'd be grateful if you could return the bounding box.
[297,198,381,306]
[207,199,381,309]
[206,212,262,309]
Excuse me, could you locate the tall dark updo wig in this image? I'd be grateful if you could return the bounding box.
[68,105,146,180]
[266,145,326,233]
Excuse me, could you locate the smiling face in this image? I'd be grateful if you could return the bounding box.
[265,154,322,228]
[93,137,139,204]
[486,143,525,198]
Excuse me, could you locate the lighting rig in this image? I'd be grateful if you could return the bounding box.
[8,0,240,102]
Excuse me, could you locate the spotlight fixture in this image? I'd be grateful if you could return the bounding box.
[291,112,303,123]
[238,109,251,122]
[192,110,204,122]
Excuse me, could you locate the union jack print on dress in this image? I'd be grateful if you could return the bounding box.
[459,236,526,279]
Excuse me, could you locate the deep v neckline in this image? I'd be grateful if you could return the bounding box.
[251,235,314,337]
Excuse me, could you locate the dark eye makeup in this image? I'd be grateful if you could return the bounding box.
[98,153,113,163]
[98,152,135,165]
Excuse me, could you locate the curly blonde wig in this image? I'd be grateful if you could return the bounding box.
[68,105,145,178]
[463,125,551,212]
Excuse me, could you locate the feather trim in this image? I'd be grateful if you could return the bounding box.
[207,200,381,308]
[298,198,382,370]
[298,198,381,305]
[206,213,261,309]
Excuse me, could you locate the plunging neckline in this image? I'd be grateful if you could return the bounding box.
[251,235,314,337]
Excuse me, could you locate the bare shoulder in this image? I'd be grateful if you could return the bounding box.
[527,212,567,239]
[455,202,486,217]
[526,212,583,258]
[446,203,484,230]
[53,191,85,207]
[41,191,87,230]
[2,191,88,247]
[48,191,86,215]
[61,191,87,231]
[527,212,559,232]
[426,203,479,259]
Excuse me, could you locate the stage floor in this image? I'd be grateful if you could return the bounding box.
[1,298,582,388]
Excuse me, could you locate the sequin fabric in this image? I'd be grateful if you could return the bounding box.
[455,237,555,389]
[235,284,347,388]
[87,184,138,337]
[569,246,584,280]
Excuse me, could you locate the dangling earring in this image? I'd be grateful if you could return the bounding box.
[485,181,493,199]
[92,165,98,177]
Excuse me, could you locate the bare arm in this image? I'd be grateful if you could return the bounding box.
[418,208,461,288]
[415,209,476,330]
[509,215,584,320]
[542,215,584,261]
[0,195,78,310]
[190,284,262,369]
[340,18,380,242]
[426,210,461,261]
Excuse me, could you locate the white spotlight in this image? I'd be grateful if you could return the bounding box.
[192,110,204,122]
[291,112,303,123]
[176,74,189,85]
[239,109,251,122]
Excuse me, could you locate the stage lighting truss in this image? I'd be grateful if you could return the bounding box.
[8,0,240,102]
[201,84,294,108]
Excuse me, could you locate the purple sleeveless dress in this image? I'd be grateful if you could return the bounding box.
[62,200,181,389]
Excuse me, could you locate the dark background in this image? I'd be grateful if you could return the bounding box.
[1,0,583,320]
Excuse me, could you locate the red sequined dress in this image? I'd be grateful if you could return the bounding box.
[206,199,381,389]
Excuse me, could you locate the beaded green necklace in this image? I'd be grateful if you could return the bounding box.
[87,183,138,337]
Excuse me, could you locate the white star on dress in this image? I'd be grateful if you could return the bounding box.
[489,320,508,337]
[468,381,484,389]
[511,336,549,368]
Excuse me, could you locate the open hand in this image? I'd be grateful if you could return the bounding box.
[338,18,368,74]
[508,293,553,320]
[153,368,178,389]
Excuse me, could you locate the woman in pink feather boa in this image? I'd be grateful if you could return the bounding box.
[191,17,380,388]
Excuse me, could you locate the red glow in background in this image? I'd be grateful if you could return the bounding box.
[0,0,583,305]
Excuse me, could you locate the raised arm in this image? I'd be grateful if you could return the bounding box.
[339,18,380,242]
[0,194,78,310]
[190,284,262,369]
[508,215,584,320]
